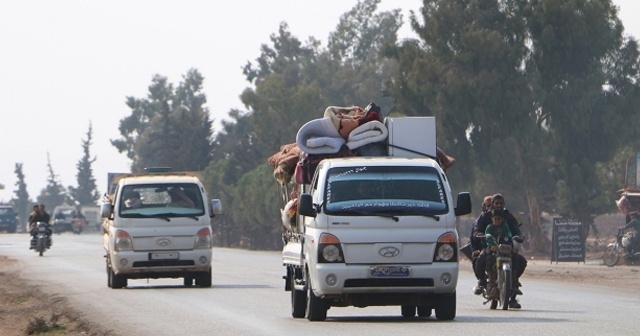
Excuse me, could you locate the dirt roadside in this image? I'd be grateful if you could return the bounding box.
[0,253,637,336]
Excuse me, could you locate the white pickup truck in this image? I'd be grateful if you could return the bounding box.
[101,169,222,288]
[280,117,471,321]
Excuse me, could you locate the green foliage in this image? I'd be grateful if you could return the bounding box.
[231,165,282,249]
[12,163,31,223]
[36,153,67,211]
[527,0,639,228]
[112,69,214,172]
[203,0,404,248]
[68,122,100,207]
[116,0,640,251]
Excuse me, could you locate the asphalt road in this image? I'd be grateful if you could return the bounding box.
[0,233,638,336]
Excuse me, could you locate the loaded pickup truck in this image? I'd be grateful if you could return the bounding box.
[276,116,471,321]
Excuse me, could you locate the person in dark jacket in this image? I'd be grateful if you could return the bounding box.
[483,208,523,309]
[470,195,492,294]
[472,194,527,299]
[621,212,640,259]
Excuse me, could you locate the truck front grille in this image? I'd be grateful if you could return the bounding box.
[344,278,434,287]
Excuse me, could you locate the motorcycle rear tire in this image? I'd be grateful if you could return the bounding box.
[603,245,620,267]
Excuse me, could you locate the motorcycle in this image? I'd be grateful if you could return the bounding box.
[476,234,522,310]
[72,218,84,235]
[603,228,640,266]
[31,221,52,257]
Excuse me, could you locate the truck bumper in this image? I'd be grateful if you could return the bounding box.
[311,262,458,296]
[110,249,211,279]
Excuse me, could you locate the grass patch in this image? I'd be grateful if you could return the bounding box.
[25,313,67,335]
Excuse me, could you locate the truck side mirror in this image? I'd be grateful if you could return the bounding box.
[297,194,317,218]
[210,199,222,217]
[100,203,113,218]
[454,192,472,216]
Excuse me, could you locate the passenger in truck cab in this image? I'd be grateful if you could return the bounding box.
[124,191,142,209]
[168,187,195,208]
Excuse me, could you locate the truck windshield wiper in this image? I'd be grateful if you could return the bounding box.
[342,209,399,222]
[392,209,441,221]
[154,212,199,221]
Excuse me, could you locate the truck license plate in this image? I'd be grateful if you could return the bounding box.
[369,265,411,278]
[150,252,179,260]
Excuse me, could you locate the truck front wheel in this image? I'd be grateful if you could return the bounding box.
[306,275,327,321]
[434,292,456,320]
[110,267,127,289]
[195,268,212,288]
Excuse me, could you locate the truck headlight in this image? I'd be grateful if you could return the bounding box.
[114,230,133,252]
[194,228,212,249]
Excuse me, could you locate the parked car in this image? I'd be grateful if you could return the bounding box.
[0,204,18,233]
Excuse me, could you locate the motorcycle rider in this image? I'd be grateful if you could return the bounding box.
[620,211,640,259]
[54,210,66,221]
[470,195,493,293]
[484,209,513,298]
[472,194,526,308]
[28,204,52,249]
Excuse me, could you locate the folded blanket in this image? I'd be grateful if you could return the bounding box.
[324,105,384,139]
[346,120,388,150]
[296,117,346,154]
[267,143,302,185]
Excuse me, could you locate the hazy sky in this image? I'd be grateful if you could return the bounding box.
[0,0,638,202]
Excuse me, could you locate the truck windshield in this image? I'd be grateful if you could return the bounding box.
[324,166,447,216]
[118,183,204,218]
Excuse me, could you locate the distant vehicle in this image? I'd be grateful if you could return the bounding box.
[101,169,222,288]
[52,205,85,234]
[0,204,18,233]
[81,206,101,230]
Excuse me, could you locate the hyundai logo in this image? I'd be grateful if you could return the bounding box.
[379,246,400,258]
[156,238,171,247]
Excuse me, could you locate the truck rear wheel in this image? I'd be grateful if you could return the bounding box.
[417,306,432,317]
[291,271,307,318]
[401,305,416,318]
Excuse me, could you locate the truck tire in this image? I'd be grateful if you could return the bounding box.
[417,306,432,317]
[195,268,212,288]
[306,275,327,321]
[434,292,456,320]
[291,272,307,318]
[8,224,16,233]
[184,276,193,287]
[401,305,416,318]
[110,268,128,289]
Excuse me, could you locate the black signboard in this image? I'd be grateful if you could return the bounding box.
[551,217,585,263]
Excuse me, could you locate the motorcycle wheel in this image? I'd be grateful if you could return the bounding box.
[499,268,511,310]
[37,239,45,257]
[603,245,620,267]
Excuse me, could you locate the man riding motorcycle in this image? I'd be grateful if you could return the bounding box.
[471,193,527,309]
[620,211,640,259]
[28,204,52,250]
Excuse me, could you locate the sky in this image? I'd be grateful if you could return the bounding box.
[0,0,638,203]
